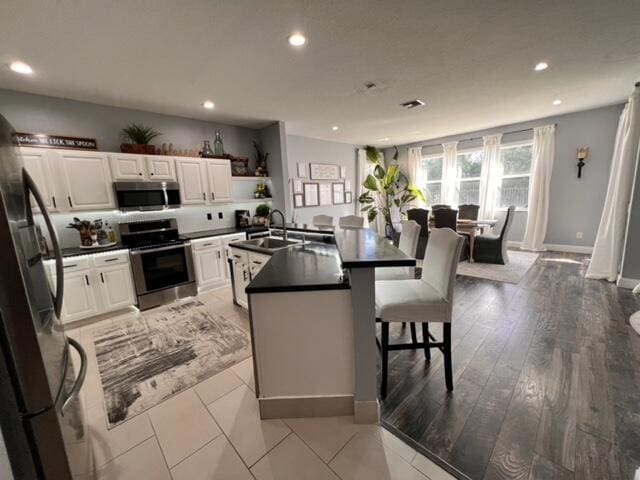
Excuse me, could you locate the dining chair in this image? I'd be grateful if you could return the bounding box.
[376,220,421,281]
[375,228,464,396]
[431,204,451,211]
[458,204,480,220]
[473,206,515,264]
[407,208,429,260]
[433,208,458,230]
[338,215,364,228]
[312,214,334,227]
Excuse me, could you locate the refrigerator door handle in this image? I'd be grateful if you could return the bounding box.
[23,169,65,318]
[61,337,87,414]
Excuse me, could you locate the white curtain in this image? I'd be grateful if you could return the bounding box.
[521,125,556,251]
[478,134,503,220]
[407,147,424,206]
[587,86,640,281]
[441,142,458,205]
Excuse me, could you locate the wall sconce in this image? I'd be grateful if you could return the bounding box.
[577,147,589,178]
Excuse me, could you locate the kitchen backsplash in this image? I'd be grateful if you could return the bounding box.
[36,202,265,249]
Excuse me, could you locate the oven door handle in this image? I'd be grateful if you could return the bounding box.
[130,242,191,255]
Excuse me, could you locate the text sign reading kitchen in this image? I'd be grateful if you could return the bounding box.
[15,132,97,150]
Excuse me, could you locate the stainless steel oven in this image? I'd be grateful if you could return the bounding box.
[120,219,196,310]
[114,181,181,211]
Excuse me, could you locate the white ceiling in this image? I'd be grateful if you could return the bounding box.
[1,1,639,146]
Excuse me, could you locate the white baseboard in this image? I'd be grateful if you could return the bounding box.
[616,275,640,290]
[507,241,593,254]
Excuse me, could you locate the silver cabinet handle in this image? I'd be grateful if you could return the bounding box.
[217,250,221,259]
[202,192,206,200]
[84,275,90,286]
[61,338,87,413]
[100,272,105,283]
[52,196,57,209]
[68,196,73,208]
[104,258,118,262]
[211,192,215,201]
[202,243,213,247]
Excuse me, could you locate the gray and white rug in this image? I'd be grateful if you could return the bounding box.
[456,250,539,284]
[92,300,251,428]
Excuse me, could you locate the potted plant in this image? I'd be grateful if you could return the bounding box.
[253,141,270,177]
[254,181,271,199]
[120,123,162,154]
[254,204,271,226]
[358,145,426,239]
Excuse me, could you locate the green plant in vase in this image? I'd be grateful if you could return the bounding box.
[254,181,271,199]
[120,123,162,154]
[254,204,271,226]
[358,145,426,239]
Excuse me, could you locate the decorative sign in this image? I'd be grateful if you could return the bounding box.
[292,178,303,194]
[310,163,340,180]
[340,166,347,179]
[293,194,304,208]
[333,183,345,204]
[15,132,97,150]
[303,183,319,206]
[345,192,353,204]
[319,183,332,206]
[297,162,308,178]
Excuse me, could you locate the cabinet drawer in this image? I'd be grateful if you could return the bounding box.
[62,257,91,272]
[192,237,222,251]
[92,251,129,267]
[248,253,269,277]
[221,233,246,244]
[230,248,248,265]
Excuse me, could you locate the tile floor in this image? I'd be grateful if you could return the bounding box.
[67,287,454,480]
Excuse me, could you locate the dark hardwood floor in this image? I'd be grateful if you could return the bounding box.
[379,252,640,480]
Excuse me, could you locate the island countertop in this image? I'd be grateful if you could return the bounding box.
[334,228,415,268]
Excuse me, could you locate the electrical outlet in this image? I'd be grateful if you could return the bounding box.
[576,231,583,239]
[218,212,223,219]
[206,213,212,220]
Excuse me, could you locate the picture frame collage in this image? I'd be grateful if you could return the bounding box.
[293,162,353,208]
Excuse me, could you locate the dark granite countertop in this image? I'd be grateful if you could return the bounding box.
[334,228,415,268]
[45,244,127,260]
[182,226,268,240]
[245,242,349,293]
[279,223,336,234]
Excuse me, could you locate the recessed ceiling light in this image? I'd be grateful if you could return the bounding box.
[534,62,548,71]
[202,100,215,109]
[378,137,390,142]
[332,126,339,131]
[552,99,562,105]
[287,32,307,47]
[400,99,425,109]
[10,61,33,75]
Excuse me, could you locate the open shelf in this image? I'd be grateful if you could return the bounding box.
[232,198,273,203]
[231,176,271,182]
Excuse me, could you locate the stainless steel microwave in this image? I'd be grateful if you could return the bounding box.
[114,181,181,211]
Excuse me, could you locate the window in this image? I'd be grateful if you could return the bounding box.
[421,155,443,204]
[499,143,533,208]
[455,150,483,205]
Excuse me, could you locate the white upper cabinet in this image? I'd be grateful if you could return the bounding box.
[176,159,206,204]
[146,156,176,180]
[109,154,145,180]
[20,148,59,211]
[56,150,115,210]
[205,159,232,203]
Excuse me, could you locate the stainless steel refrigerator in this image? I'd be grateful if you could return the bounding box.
[0,114,88,479]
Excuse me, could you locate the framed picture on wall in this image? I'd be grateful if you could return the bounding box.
[345,192,353,204]
[344,179,351,192]
[340,166,347,179]
[292,178,303,194]
[319,183,332,206]
[332,182,345,204]
[310,163,340,180]
[293,193,304,208]
[297,162,308,178]
[303,183,319,207]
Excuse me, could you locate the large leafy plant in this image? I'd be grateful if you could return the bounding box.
[359,146,426,231]
[121,123,162,144]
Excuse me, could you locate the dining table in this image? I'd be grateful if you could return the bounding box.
[427,219,498,262]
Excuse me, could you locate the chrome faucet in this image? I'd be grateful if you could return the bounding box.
[268,209,287,241]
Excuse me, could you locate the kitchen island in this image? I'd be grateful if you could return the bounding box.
[236,228,414,423]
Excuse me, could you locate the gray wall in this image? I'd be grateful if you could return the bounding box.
[0,89,259,162]
[286,135,358,225]
[260,122,290,216]
[621,148,640,280]
[384,104,624,247]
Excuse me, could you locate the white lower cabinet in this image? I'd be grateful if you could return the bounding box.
[192,233,246,291]
[229,247,270,309]
[48,252,136,324]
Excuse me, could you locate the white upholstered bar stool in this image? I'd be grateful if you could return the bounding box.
[312,214,334,228]
[375,220,421,281]
[338,215,364,228]
[375,228,464,396]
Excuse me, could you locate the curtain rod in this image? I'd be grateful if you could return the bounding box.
[418,123,558,150]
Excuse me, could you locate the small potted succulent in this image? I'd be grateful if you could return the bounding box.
[254,181,271,199]
[120,123,162,154]
[254,204,271,226]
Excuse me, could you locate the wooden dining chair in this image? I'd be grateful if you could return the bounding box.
[407,208,429,260]
[473,206,515,264]
[433,208,458,230]
[458,204,480,220]
[375,228,464,396]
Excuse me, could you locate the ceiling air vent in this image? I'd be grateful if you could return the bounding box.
[401,99,425,109]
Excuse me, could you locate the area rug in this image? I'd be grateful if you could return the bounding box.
[456,250,539,284]
[92,300,251,428]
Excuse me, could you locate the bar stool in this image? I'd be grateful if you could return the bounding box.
[338,215,364,228]
[375,228,464,396]
[312,214,334,227]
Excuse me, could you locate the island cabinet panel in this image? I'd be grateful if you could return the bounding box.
[20,147,59,211]
[249,289,356,419]
[192,238,226,290]
[176,159,207,204]
[56,150,115,210]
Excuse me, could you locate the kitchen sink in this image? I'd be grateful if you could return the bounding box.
[241,237,301,252]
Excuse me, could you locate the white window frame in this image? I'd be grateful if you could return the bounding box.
[421,153,444,205]
[454,147,483,207]
[497,140,533,211]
